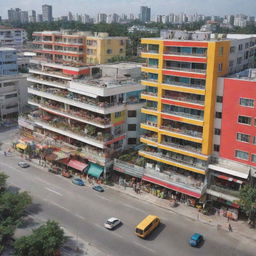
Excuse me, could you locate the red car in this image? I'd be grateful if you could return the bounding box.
[61,171,72,178]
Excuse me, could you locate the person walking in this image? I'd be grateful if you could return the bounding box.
[228,223,233,232]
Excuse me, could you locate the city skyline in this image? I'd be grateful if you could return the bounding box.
[0,0,256,19]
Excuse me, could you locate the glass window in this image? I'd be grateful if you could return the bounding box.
[215,128,221,135]
[240,98,254,107]
[219,47,224,56]
[237,133,250,143]
[218,63,223,72]
[235,150,248,160]
[115,112,121,118]
[128,110,136,117]
[252,154,256,163]
[216,96,223,103]
[128,138,137,144]
[253,136,256,145]
[238,116,251,125]
[214,144,220,152]
[128,124,136,131]
[215,112,222,119]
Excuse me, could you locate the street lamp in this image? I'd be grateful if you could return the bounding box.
[0,96,5,124]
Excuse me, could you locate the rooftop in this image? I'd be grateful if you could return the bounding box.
[0,47,16,51]
[228,68,256,81]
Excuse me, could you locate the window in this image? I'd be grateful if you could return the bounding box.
[235,150,248,160]
[3,82,16,87]
[216,96,223,103]
[238,115,251,125]
[5,93,17,99]
[119,48,123,53]
[128,138,137,145]
[240,98,254,107]
[215,112,222,119]
[214,144,220,152]
[106,49,112,54]
[238,44,243,51]
[218,63,223,72]
[230,46,235,53]
[237,133,250,143]
[229,60,234,67]
[219,47,224,56]
[253,136,256,145]
[237,57,242,64]
[115,112,121,118]
[215,128,221,135]
[6,104,18,109]
[128,124,136,131]
[252,154,256,163]
[128,110,136,117]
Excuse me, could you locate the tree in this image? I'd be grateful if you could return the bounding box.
[14,220,65,256]
[239,184,256,227]
[0,172,8,190]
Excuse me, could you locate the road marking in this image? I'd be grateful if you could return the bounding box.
[44,199,71,212]
[35,177,53,186]
[94,194,111,201]
[134,241,156,253]
[45,187,63,196]
[0,162,24,173]
[75,214,86,221]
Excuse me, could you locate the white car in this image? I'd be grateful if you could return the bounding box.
[104,217,121,230]
[18,162,30,168]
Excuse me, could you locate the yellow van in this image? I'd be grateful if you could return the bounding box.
[135,215,160,238]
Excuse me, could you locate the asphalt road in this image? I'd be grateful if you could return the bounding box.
[0,130,255,256]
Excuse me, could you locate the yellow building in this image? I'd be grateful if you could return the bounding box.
[139,31,231,200]
[86,33,128,64]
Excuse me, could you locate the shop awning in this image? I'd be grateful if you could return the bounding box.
[16,143,27,150]
[213,173,244,184]
[67,159,87,172]
[142,175,202,199]
[209,164,249,179]
[87,163,104,178]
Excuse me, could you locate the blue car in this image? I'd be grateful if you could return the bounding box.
[72,178,85,186]
[189,233,203,247]
[92,185,104,192]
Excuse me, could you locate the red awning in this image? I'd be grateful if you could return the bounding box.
[216,175,243,184]
[142,175,201,199]
[67,159,87,172]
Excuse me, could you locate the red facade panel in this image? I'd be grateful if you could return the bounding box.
[162,70,206,79]
[162,98,204,110]
[163,55,207,63]
[164,41,208,48]
[220,78,256,166]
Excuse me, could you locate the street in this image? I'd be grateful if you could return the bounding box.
[0,129,255,256]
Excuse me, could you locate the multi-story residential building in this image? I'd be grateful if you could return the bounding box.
[0,48,28,121]
[28,10,36,23]
[32,30,127,65]
[206,69,256,210]
[138,30,256,203]
[139,6,151,23]
[37,14,43,23]
[20,11,29,24]
[96,13,107,23]
[0,27,27,48]
[86,32,127,64]
[42,4,53,22]
[8,8,21,23]
[19,59,144,177]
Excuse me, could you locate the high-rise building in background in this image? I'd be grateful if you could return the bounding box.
[96,13,107,23]
[28,10,37,23]
[42,4,53,22]
[20,11,29,24]
[8,8,21,23]
[139,6,151,23]
[37,14,43,23]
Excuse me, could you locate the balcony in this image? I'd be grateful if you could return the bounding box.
[162,80,205,90]
[114,159,144,178]
[160,125,203,139]
[139,150,206,173]
[162,109,204,121]
[162,94,204,106]
[141,91,158,97]
[209,185,240,199]
[161,140,202,154]
[144,168,205,192]
[164,51,207,57]
[141,135,158,142]
[29,68,73,80]
[28,87,126,114]
[163,66,206,74]
[27,76,68,89]
[40,103,111,128]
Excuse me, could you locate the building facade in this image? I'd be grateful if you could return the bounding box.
[139,6,151,23]
[0,27,27,48]
[42,4,53,22]
[138,30,256,203]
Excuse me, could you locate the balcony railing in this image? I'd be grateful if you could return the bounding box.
[163,66,206,74]
[40,103,111,127]
[141,50,159,54]
[164,51,207,57]
[140,150,206,171]
[161,141,202,154]
[143,106,158,111]
[162,110,204,121]
[160,125,203,138]
[114,159,144,178]
[144,168,204,190]
[162,80,205,90]
[162,95,205,105]
[28,76,68,89]
[142,121,158,128]
[141,135,158,142]
[209,185,240,198]
[141,91,158,97]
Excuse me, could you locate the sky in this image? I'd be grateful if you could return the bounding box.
[0,0,255,19]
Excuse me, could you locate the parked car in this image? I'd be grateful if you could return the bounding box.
[62,171,72,178]
[104,217,121,230]
[189,233,204,247]
[72,178,85,186]
[18,162,30,168]
[92,185,104,192]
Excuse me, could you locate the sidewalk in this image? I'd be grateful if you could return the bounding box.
[109,184,256,242]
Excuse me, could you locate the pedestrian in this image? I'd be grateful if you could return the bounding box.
[4,151,6,156]
[228,223,232,232]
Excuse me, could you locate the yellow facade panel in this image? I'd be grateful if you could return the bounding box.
[140,137,158,146]
[141,52,160,59]
[161,84,206,95]
[141,67,160,74]
[140,123,158,132]
[141,94,158,102]
[141,108,158,116]
[141,80,158,87]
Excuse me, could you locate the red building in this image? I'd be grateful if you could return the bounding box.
[220,69,256,166]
